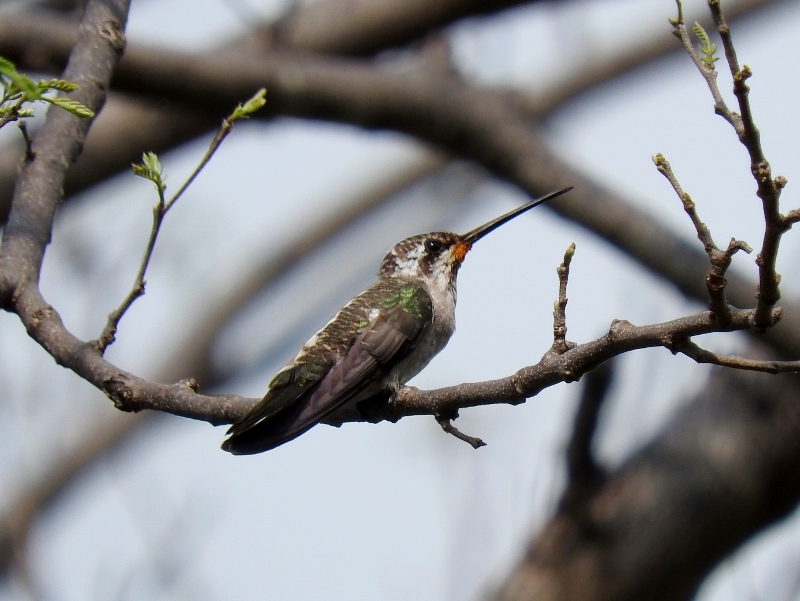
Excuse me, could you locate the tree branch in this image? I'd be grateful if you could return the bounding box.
[551,242,576,355]
[0,0,131,581]
[0,1,127,282]
[560,361,613,512]
[0,2,797,592]
[653,153,752,324]
[672,0,791,330]
[270,0,539,56]
[489,365,800,601]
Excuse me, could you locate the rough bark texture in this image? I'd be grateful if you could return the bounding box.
[492,364,800,601]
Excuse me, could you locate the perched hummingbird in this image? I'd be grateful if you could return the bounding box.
[222,188,572,454]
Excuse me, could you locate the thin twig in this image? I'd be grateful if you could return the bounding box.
[164,115,235,213]
[0,96,26,129]
[672,0,791,331]
[709,0,748,139]
[653,153,717,254]
[435,413,486,449]
[17,121,33,161]
[552,243,576,354]
[670,3,738,128]
[707,0,787,329]
[675,337,800,373]
[92,184,166,353]
[92,97,263,353]
[653,153,751,324]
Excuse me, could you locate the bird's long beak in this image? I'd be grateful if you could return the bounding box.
[453,188,572,261]
[460,187,572,244]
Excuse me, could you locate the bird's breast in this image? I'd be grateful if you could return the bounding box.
[387,282,456,387]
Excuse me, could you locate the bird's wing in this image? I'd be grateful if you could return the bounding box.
[224,354,332,438]
[221,283,432,454]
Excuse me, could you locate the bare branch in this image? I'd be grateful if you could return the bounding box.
[0,0,779,227]
[92,174,166,353]
[17,121,33,161]
[0,0,131,582]
[0,0,796,438]
[0,0,798,596]
[708,1,789,329]
[675,337,800,373]
[435,413,486,449]
[551,242,576,355]
[363,307,782,427]
[672,0,791,330]
[4,265,792,438]
[164,90,265,213]
[669,7,739,128]
[653,153,752,324]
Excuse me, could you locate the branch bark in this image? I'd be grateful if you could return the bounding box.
[490,363,800,601]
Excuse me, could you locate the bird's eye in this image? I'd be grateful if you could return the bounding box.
[425,239,444,253]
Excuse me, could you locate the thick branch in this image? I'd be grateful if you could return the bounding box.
[490,365,800,601]
[271,0,538,56]
[0,0,131,575]
[2,263,786,433]
[0,1,127,281]
[560,361,613,511]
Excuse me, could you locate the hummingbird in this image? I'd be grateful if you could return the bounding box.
[222,187,572,454]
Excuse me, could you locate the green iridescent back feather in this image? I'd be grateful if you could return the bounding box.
[225,280,432,442]
[299,279,432,360]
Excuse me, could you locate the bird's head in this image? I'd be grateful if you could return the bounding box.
[378,188,572,287]
[378,231,466,286]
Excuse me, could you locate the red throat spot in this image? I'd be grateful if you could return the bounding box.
[453,242,471,263]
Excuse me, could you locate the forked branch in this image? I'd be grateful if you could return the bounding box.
[671,0,793,330]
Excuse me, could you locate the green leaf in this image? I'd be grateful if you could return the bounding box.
[42,96,95,118]
[0,57,39,100]
[230,88,267,121]
[142,152,162,175]
[38,78,80,93]
[132,151,166,193]
[8,73,40,100]
[0,56,16,75]
[693,22,719,69]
